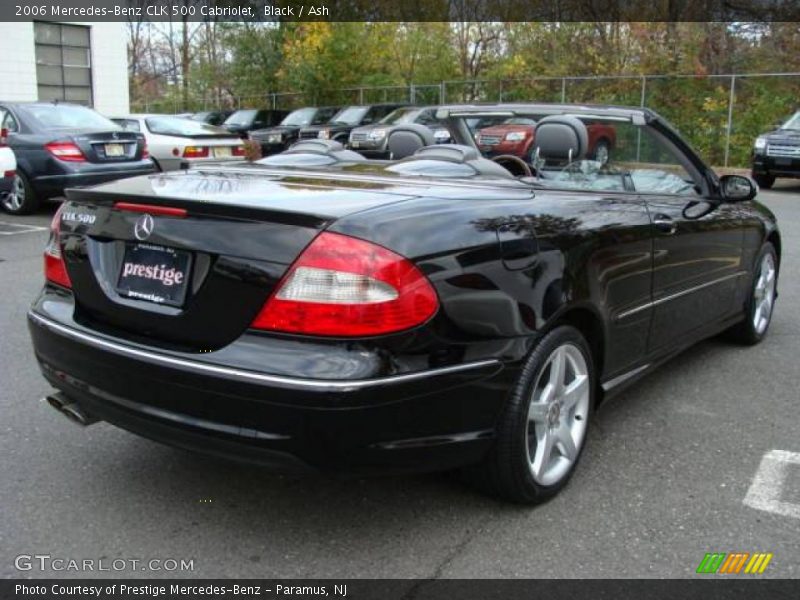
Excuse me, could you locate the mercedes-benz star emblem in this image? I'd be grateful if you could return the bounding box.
[134,214,155,241]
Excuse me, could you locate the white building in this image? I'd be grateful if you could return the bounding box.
[0,22,129,115]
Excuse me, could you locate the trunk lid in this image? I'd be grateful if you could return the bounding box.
[58,170,417,350]
[67,129,146,163]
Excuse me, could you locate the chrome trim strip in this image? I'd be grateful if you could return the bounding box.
[28,312,500,392]
[601,363,651,392]
[615,271,747,321]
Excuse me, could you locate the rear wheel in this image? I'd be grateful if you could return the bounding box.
[728,243,778,345]
[753,174,775,189]
[1,171,39,215]
[467,325,594,503]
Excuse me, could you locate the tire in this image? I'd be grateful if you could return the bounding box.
[592,139,611,164]
[753,174,775,189]
[1,171,40,215]
[727,243,778,345]
[467,325,595,504]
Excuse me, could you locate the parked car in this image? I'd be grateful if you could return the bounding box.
[348,106,451,158]
[0,102,154,215]
[249,106,340,156]
[0,130,17,200]
[476,116,617,164]
[223,109,290,138]
[28,103,779,503]
[190,110,234,127]
[110,114,245,171]
[299,104,406,143]
[751,110,800,189]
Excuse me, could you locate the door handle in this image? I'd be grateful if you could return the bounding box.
[653,214,677,234]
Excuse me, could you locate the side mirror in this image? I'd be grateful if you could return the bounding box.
[720,174,757,202]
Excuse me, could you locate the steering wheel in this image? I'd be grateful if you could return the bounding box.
[491,154,533,178]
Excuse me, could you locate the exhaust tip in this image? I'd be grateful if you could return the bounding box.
[45,392,100,427]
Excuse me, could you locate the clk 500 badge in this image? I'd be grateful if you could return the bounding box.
[60,211,96,225]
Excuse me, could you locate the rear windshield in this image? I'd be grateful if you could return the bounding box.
[22,104,118,130]
[112,118,141,132]
[145,116,228,136]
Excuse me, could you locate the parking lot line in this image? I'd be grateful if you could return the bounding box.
[743,449,800,520]
[0,221,48,235]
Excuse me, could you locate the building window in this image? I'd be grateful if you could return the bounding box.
[34,22,92,105]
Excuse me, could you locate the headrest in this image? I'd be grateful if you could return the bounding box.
[534,115,589,162]
[411,144,481,162]
[387,124,437,159]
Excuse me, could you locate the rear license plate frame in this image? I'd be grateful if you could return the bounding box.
[116,243,192,308]
[105,143,125,157]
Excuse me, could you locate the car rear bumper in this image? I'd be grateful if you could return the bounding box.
[32,161,157,197]
[28,303,507,475]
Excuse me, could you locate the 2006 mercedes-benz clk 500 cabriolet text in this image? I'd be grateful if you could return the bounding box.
[28,104,781,503]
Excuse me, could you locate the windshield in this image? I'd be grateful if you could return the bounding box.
[22,104,118,130]
[380,108,421,125]
[224,110,256,126]
[145,116,228,136]
[330,106,368,125]
[281,108,318,127]
[780,112,800,130]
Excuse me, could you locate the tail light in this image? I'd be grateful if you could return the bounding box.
[251,232,438,337]
[3,170,14,179]
[232,145,245,157]
[142,141,150,159]
[183,146,209,159]
[44,205,72,289]
[45,141,86,162]
[0,127,8,147]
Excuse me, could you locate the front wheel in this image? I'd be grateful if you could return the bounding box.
[727,243,778,345]
[753,174,775,189]
[467,325,595,503]
[1,171,39,215]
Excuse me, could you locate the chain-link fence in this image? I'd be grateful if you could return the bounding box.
[132,73,800,168]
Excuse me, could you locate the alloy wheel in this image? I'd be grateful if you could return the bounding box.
[525,343,591,486]
[1,174,25,212]
[753,252,776,334]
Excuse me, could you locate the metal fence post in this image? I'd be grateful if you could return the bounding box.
[561,78,566,103]
[636,76,647,161]
[440,81,446,104]
[410,84,415,104]
[724,75,736,168]
[359,88,364,104]
[498,80,504,102]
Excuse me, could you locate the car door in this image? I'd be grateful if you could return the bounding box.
[629,128,743,353]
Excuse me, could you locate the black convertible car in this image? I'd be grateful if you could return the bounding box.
[28,103,780,503]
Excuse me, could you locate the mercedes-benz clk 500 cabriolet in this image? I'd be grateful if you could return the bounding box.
[28,103,780,503]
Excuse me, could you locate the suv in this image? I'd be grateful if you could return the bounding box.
[249,106,340,156]
[222,109,290,138]
[0,102,153,215]
[299,104,406,144]
[348,106,451,158]
[477,117,617,164]
[751,110,800,189]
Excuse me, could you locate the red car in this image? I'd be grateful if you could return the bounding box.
[476,117,616,164]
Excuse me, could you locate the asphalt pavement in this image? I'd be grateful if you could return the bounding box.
[1,184,799,579]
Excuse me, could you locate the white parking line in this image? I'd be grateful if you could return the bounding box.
[743,449,800,520]
[0,221,48,236]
